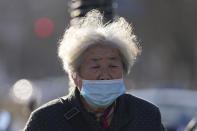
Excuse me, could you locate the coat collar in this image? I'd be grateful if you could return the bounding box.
[64,88,134,130]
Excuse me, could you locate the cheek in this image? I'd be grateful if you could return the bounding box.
[111,69,123,78]
[110,64,124,78]
[79,68,99,80]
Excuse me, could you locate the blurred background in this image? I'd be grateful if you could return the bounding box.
[0,0,197,130]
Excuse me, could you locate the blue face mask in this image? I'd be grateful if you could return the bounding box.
[80,78,126,107]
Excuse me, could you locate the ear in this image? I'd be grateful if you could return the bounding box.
[72,73,82,90]
[72,72,78,86]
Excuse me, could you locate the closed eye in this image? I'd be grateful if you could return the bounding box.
[110,65,119,68]
[92,66,100,69]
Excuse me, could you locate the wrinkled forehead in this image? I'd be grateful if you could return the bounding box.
[74,42,127,74]
[83,44,122,60]
[86,44,119,52]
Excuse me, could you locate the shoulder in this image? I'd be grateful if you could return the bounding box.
[118,94,166,131]
[120,93,159,109]
[119,93,160,116]
[24,97,68,130]
[32,98,63,117]
[31,94,76,118]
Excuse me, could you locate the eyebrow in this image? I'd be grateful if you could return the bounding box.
[90,57,101,62]
[90,56,118,62]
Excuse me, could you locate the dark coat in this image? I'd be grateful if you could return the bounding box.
[24,89,166,131]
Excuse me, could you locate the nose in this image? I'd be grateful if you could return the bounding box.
[99,68,112,80]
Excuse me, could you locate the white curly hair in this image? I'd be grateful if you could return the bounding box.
[58,10,141,94]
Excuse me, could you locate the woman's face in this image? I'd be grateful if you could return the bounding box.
[78,44,123,80]
[72,44,124,111]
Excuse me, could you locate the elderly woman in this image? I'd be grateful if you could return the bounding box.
[24,10,166,131]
